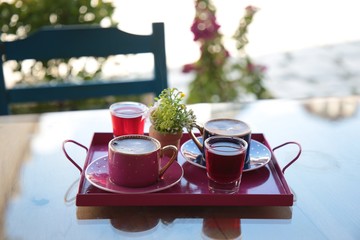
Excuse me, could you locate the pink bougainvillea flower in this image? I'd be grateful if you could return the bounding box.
[191,18,220,41]
[190,2,221,42]
[182,63,196,73]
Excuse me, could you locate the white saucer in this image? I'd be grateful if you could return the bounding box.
[85,156,183,194]
[180,137,272,172]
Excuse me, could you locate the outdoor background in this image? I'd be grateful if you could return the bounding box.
[113,0,360,99]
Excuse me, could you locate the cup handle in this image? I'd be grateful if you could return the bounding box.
[188,123,204,152]
[159,145,178,177]
[62,140,88,173]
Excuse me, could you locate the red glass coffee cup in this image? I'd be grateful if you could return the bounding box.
[109,101,148,137]
[204,136,248,194]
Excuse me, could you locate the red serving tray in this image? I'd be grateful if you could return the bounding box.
[71,133,295,206]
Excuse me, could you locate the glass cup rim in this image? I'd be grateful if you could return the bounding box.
[109,101,148,118]
[109,134,161,156]
[204,135,248,152]
[204,118,251,136]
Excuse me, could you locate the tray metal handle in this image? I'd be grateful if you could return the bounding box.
[62,140,88,173]
[272,141,302,174]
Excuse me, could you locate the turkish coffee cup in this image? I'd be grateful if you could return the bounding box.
[108,135,178,187]
[189,118,251,168]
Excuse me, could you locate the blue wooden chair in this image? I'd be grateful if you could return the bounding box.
[0,23,168,115]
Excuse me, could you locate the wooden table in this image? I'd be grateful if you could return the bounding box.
[1,97,359,239]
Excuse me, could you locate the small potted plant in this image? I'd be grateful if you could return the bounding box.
[149,88,197,156]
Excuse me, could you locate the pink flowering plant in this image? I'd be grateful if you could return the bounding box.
[183,2,272,102]
[184,0,237,103]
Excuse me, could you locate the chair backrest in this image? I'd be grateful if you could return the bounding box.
[0,22,168,115]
